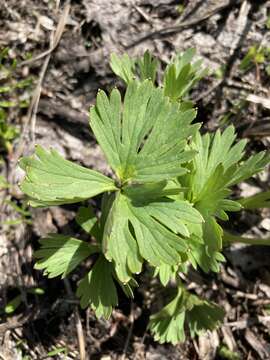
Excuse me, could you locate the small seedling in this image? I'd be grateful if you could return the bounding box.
[0,47,33,155]
[240,44,270,76]
[4,288,44,314]
[19,49,270,344]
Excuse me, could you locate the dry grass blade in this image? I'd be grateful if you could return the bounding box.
[126,0,233,49]
[19,3,70,67]
[64,279,86,360]
[75,308,87,360]
[246,94,270,110]
[245,328,270,359]
[10,3,70,175]
[121,301,135,360]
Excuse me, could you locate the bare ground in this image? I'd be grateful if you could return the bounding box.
[0,0,270,359]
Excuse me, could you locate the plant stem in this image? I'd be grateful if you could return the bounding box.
[223,231,270,247]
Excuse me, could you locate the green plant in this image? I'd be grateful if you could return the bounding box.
[218,344,241,360]
[0,47,33,155]
[4,287,44,314]
[240,45,270,75]
[0,104,18,155]
[19,50,270,344]
[4,199,32,226]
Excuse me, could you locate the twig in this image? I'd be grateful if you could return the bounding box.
[225,316,270,329]
[19,3,70,67]
[229,0,250,56]
[9,3,70,181]
[75,307,87,360]
[121,301,135,360]
[126,1,234,49]
[221,326,238,352]
[30,33,54,143]
[246,94,270,110]
[132,4,153,24]
[225,78,269,94]
[194,80,223,103]
[245,328,270,359]
[64,279,86,360]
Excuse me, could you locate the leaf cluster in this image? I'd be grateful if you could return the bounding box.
[19,49,270,345]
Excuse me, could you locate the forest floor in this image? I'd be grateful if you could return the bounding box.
[0,0,270,359]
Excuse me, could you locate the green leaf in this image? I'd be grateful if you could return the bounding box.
[47,347,68,357]
[103,192,203,282]
[0,175,9,189]
[188,222,226,274]
[179,125,267,271]
[0,118,19,142]
[187,298,225,337]
[266,16,270,30]
[240,46,257,71]
[90,80,199,183]
[27,287,45,295]
[154,264,179,286]
[34,234,99,278]
[110,51,158,84]
[218,345,241,360]
[137,50,158,83]
[102,193,143,283]
[123,180,183,201]
[185,126,246,200]
[118,277,138,298]
[76,255,118,318]
[75,206,100,239]
[164,48,207,101]
[5,199,31,217]
[5,295,22,314]
[181,126,269,221]
[228,151,270,186]
[149,288,187,344]
[110,53,135,83]
[19,145,117,207]
[149,286,224,344]
[238,190,270,209]
[0,101,16,107]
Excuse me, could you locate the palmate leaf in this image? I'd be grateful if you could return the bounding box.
[90,80,199,183]
[34,234,99,278]
[103,193,143,283]
[110,50,206,102]
[179,126,269,272]
[149,286,224,345]
[76,255,137,319]
[186,298,225,338]
[103,191,203,283]
[164,48,207,101]
[110,53,135,84]
[154,264,188,287]
[137,50,158,83]
[110,51,158,84]
[184,126,269,217]
[19,146,117,207]
[188,219,226,273]
[228,151,270,186]
[76,255,118,319]
[183,126,245,207]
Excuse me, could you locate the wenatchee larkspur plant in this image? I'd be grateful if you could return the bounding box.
[19,49,270,344]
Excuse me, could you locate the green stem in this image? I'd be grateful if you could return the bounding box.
[223,230,270,247]
[238,190,270,209]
